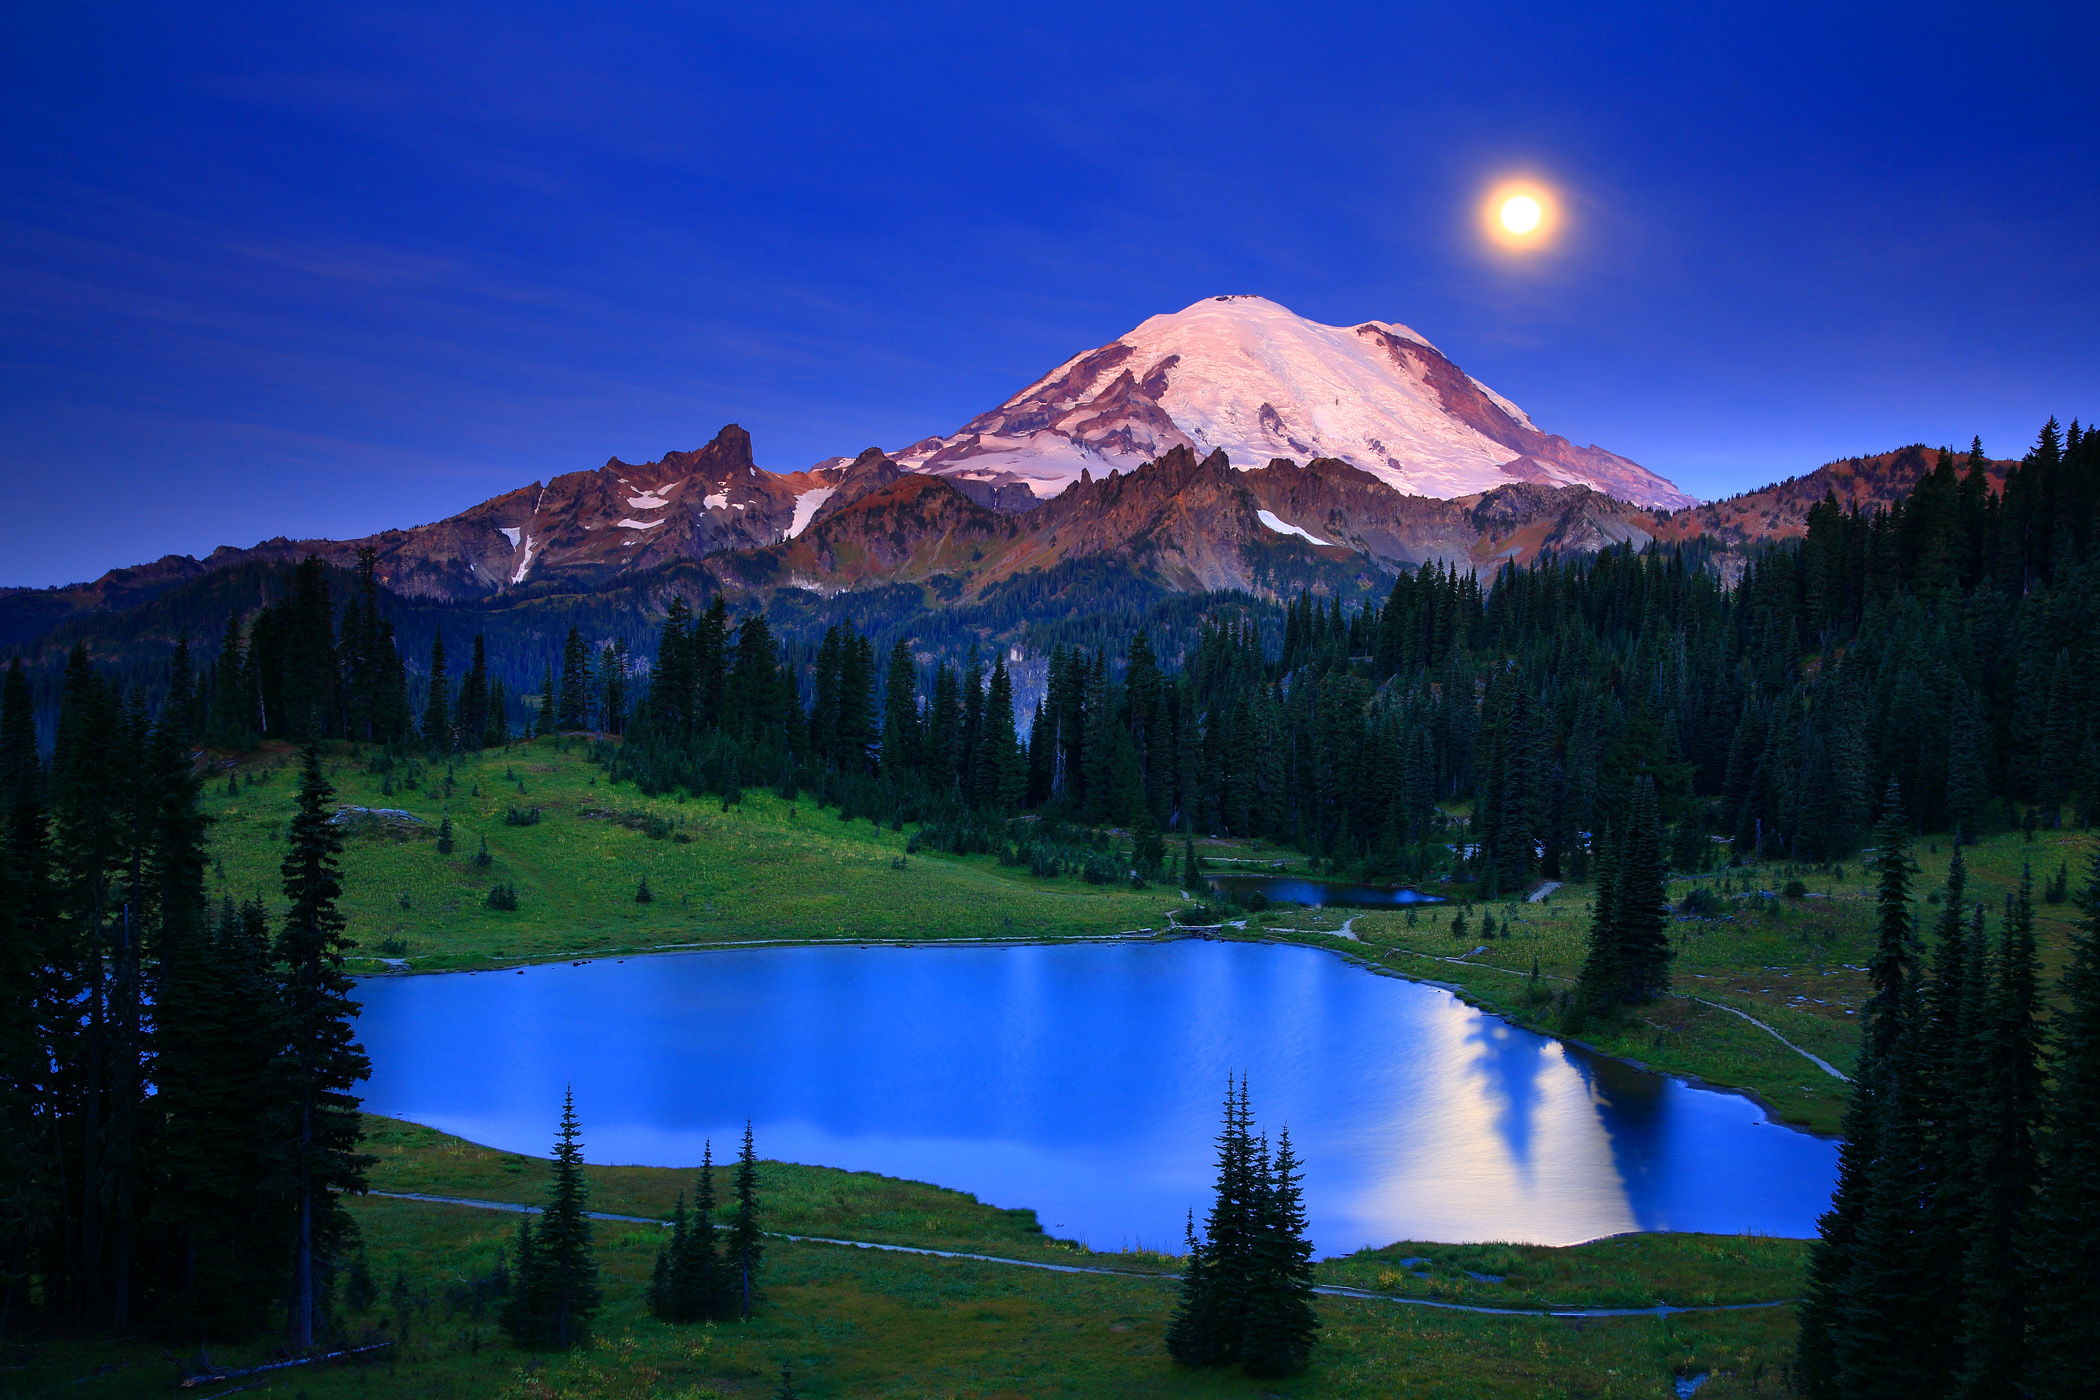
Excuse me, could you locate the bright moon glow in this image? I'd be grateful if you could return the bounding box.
[1482,180,1558,250]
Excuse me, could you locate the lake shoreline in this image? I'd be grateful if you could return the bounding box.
[355,921,1843,1148]
[352,924,1842,1145]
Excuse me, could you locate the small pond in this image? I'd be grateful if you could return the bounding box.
[356,941,1836,1258]
[1205,872,1445,909]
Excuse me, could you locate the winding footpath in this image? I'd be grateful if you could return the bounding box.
[367,1191,1790,1320]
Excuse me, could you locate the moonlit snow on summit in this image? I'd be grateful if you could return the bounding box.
[891,296,1695,510]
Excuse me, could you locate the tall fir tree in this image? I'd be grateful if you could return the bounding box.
[1918,837,1975,1373]
[0,658,37,809]
[276,743,373,1346]
[880,639,920,777]
[1574,822,1620,1017]
[1799,783,1926,1398]
[1239,1126,1319,1377]
[1612,778,1673,1001]
[1164,1209,1217,1364]
[151,895,286,1333]
[503,1089,603,1349]
[1955,871,2042,1399]
[456,634,490,752]
[649,1141,724,1323]
[423,632,451,752]
[2029,847,2100,1396]
[557,627,590,732]
[536,662,557,738]
[727,1122,764,1320]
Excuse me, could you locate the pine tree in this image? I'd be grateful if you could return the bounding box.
[1574,821,1619,1017]
[500,1213,540,1342]
[152,895,287,1333]
[880,639,919,776]
[599,639,629,735]
[456,635,489,751]
[689,1141,725,1319]
[2030,847,2100,1396]
[423,632,451,751]
[1171,1080,1245,1367]
[651,1142,725,1322]
[1164,1209,1218,1364]
[276,743,374,1346]
[1239,1126,1320,1376]
[503,1089,603,1349]
[1798,783,1925,1397]
[727,1121,764,1320]
[208,610,253,744]
[558,627,590,732]
[1613,779,1673,1001]
[536,662,556,738]
[648,1192,683,1318]
[1955,871,2042,1398]
[1917,836,1976,1373]
[0,657,37,810]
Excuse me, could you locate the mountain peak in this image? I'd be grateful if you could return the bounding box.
[891,296,1694,510]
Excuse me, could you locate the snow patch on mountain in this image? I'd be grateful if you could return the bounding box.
[1256,509,1333,547]
[498,527,522,547]
[785,488,836,540]
[615,518,663,530]
[509,535,537,584]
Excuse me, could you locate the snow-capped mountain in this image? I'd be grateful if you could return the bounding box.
[889,295,1696,511]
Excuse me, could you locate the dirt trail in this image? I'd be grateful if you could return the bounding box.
[367,1191,1792,1320]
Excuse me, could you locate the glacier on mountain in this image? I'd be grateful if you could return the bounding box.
[887,296,1693,510]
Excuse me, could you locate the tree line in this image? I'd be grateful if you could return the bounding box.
[1795,799,2099,1396]
[0,652,366,1341]
[601,419,2098,900]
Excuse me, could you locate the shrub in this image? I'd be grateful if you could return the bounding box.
[505,805,543,827]
[1784,878,1809,899]
[487,883,519,911]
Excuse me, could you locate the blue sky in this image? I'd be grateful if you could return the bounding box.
[4,2,2094,587]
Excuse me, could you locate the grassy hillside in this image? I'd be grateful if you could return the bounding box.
[203,736,1179,970]
[22,1117,1810,1399]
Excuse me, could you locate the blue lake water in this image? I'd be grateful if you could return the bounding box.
[356,940,1837,1258]
[1205,873,1446,908]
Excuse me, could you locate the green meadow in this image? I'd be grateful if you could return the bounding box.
[24,1118,1808,1400]
[202,736,1180,970]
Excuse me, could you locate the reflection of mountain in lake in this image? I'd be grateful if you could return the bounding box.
[356,941,1836,1255]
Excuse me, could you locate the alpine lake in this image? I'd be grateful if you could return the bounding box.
[357,938,1837,1258]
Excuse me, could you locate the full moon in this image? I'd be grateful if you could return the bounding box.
[1499,195,1542,234]
[1481,180,1558,250]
